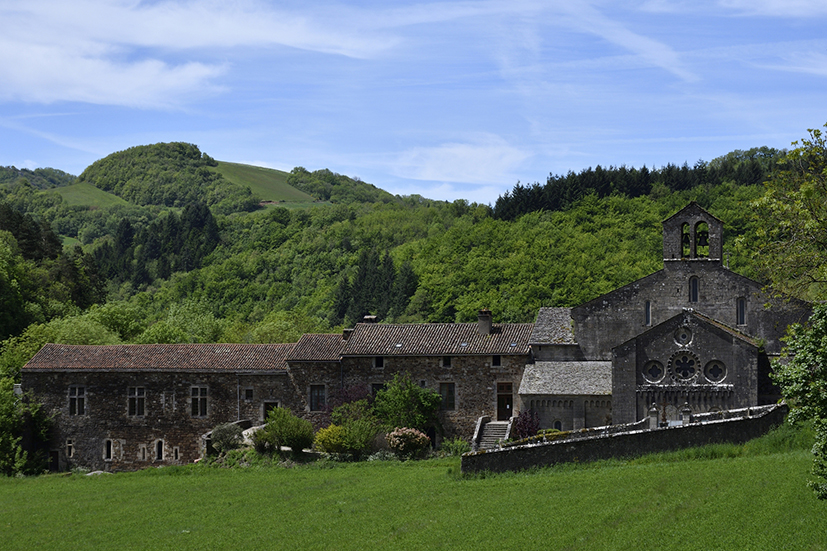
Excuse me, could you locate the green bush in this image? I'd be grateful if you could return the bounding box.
[252,407,314,458]
[315,424,348,454]
[386,427,430,460]
[373,373,441,432]
[440,436,471,456]
[210,423,243,455]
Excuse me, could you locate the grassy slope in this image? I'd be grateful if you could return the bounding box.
[2,448,825,549]
[211,162,314,203]
[48,182,130,208]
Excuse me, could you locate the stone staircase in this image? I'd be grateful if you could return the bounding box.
[477,421,510,450]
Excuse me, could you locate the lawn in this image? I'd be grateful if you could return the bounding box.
[2,439,826,550]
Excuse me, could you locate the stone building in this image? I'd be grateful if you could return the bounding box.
[22,343,296,471]
[526,202,811,426]
[20,202,812,469]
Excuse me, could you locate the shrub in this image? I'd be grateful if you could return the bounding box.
[513,409,540,440]
[252,407,314,458]
[314,424,348,454]
[386,427,430,460]
[210,423,243,455]
[440,436,471,456]
[373,373,441,432]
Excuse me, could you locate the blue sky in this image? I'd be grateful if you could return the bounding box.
[1,1,826,204]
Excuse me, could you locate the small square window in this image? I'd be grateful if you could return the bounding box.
[244,388,254,401]
[374,356,384,368]
[371,383,385,396]
[442,356,451,367]
[492,355,501,367]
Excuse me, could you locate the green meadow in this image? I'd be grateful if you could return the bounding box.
[2,426,826,550]
[211,161,314,203]
[48,182,130,207]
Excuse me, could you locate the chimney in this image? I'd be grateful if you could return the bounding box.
[477,309,492,335]
[342,328,354,340]
[363,315,377,324]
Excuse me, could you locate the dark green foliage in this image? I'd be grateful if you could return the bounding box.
[252,407,314,458]
[210,423,244,455]
[0,379,51,476]
[287,167,398,204]
[440,436,471,456]
[373,373,442,432]
[0,166,76,189]
[513,409,540,440]
[78,143,259,214]
[0,202,62,262]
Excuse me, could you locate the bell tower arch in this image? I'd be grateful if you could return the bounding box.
[661,202,723,263]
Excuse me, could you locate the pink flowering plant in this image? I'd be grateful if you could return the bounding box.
[386,427,430,460]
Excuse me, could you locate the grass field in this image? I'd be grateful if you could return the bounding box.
[211,162,314,203]
[2,426,826,550]
[48,182,130,208]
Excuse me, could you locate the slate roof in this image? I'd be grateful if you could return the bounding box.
[518,361,612,396]
[23,343,294,372]
[286,334,347,362]
[341,322,533,356]
[530,307,576,345]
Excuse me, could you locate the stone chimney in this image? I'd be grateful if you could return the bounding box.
[342,328,354,340]
[477,309,492,335]
[363,315,377,324]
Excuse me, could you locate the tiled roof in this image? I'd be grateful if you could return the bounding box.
[691,310,760,347]
[341,322,533,356]
[286,333,347,361]
[23,343,294,371]
[518,361,612,395]
[530,307,576,345]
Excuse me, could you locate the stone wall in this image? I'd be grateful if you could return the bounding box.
[461,403,788,474]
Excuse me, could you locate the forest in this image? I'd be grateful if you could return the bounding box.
[0,141,781,385]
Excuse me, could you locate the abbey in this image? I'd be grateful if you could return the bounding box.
[21,202,810,471]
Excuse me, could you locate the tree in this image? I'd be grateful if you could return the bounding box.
[749,123,827,300]
[771,305,827,498]
[372,373,442,432]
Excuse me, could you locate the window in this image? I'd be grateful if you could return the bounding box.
[374,356,384,368]
[191,387,208,417]
[736,297,746,325]
[553,420,562,431]
[66,439,74,458]
[695,221,709,257]
[156,440,164,461]
[439,383,455,410]
[173,447,179,461]
[104,439,113,460]
[644,301,651,326]
[371,383,385,396]
[492,355,501,367]
[689,277,699,303]
[244,388,254,401]
[139,444,147,461]
[442,356,451,367]
[310,385,326,411]
[69,386,85,415]
[128,387,145,416]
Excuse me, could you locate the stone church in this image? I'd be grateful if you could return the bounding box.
[21,202,811,471]
[523,202,810,429]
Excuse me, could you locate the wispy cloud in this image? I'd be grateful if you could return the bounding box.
[719,0,827,17]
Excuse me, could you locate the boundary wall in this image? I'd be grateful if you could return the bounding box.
[461,403,788,474]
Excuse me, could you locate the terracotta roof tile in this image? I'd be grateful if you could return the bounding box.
[286,334,347,361]
[341,322,533,356]
[23,343,294,371]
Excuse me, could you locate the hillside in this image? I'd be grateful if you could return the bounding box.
[0,166,76,190]
[210,162,314,203]
[48,182,130,208]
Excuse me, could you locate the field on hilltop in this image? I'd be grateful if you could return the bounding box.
[48,182,129,208]
[210,161,315,203]
[1,425,826,550]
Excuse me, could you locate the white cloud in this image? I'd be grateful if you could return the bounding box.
[392,135,530,185]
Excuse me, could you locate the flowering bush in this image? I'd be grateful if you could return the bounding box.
[386,427,430,459]
[513,409,540,440]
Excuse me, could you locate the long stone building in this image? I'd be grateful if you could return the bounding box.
[21,202,811,471]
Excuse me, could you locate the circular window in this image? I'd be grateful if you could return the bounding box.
[642,360,665,383]
[704,360,727,383]
[668,351,700,383]
[674,326,693,346]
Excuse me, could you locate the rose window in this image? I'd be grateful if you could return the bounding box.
[668,351,700,383]
[674,327,693,346]
[642,360,665,383]
[704,360,727,383]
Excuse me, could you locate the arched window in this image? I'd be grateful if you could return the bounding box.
[736,297,746,325]
[695,222,709,257]
[689,277,699,303]
[553,420,562,430]
[104,439,112,460]
[645,300,651,326]
[156,440,164,461]
[681,223,691,258]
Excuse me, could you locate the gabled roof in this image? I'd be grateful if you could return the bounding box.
[519,361,612,396]
[661,201,723,225]
[341,322,533,356]
[23,343,294,372]
[530,307,576,345]
[613,308,761,350]
[286,333,347,362]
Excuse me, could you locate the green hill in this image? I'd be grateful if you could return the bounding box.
[211,162,314,203]
[48,182,130,208]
